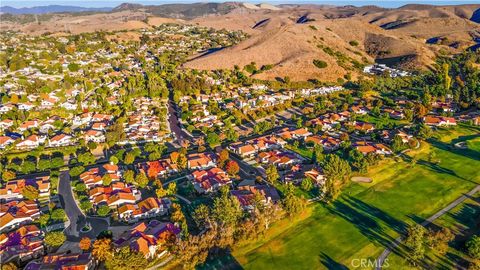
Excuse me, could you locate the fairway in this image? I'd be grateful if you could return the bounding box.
[233,125,480,270]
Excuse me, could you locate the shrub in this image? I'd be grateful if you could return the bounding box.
[349,40,359,46]
[313,59,328,69]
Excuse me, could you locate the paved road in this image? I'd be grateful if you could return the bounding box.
[58,170,109,241]
[376,184,480,270]
[167,100,193,145]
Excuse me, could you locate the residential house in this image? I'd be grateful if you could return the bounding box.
[118,197,172,223]
[24,253,96,270]
[189,167,231,193]
[231,185,280,211]
[113,220,180,258]
[0,225,44,264]
[187,152,216,170]
[48,134,73,147]
[0,201,40,232]
[423,116,457,126]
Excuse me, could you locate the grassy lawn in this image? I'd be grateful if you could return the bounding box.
[231,125,480,270]
[387,192,480,269]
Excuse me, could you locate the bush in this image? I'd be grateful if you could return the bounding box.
[313,59,328,69]
[349,40,359,46]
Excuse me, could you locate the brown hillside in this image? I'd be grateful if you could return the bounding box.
[185,4,479,81]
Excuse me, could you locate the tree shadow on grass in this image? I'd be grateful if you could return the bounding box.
[428,138,480,162]
[319,252,348,270]
[327,197,407,258]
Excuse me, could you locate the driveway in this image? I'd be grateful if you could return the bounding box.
[58,170,108,241]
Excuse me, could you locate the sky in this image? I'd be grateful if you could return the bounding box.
[2,0,479,8]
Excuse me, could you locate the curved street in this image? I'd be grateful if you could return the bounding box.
[376,184,480,270]
[58,170,109,241]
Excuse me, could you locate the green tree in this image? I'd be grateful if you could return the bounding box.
[135,171,149,188]
[105,246,148,270]
[405,224,427,265]
[70,166,85,177]
[102,174,112,186]
[51,208,67,222]
[265,164,279,184]
[283,183,306,217]
[45,231,66,247]
[467,235,480,259]
[97,205,111,217]
[212,186,242,227]
[301,177,314,192]
[206,132,220,148]
[124,170,135,184]
[124,152,135,165]
[21,185,39,200]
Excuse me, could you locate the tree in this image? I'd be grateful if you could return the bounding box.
[123,152,135,165]
[38,214,50,227]
[51,208,67,222]
[426,227,453,255]
[467,235,480,259]
[105,246,148,270]
[313,144,325,165]
[102,174,112,186]
[218,149,229,168]
[283,183,306,217]
[2,170,16,181]
[166,182,177,195]
[124,170,135,184]
[70,166,85,177]
[323,155,351,202]
[79,237,91,251]
[313,59,327,68]
[156,186,168,198]
[80,200,93,212]
[391,135,404,153]
[1,263,18,270]
[418,124,433,139]
[21,185,39,200]
[78,152,96,166]
[212,186,242,227]
[109,156,119,165]
[301,177,314,192]
[206,132,220,148]
[45,231,66,247]
[226,160,240,177]
[135,171,149,188]
[193,204,210,229]
[92,238,113,261]
[97,205,111,217]
[405,224,426,265]
[266,164,279,184]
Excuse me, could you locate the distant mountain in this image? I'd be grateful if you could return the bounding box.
[112,2,242,19]
[0,5,112,15]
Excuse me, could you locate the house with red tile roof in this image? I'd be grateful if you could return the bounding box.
[25,252,95,270]
[0,224,44,264]
[0,136,15,149]
[231,185,280,211]
[189,167,231,193]
[117,197,171,223]
[187,152,216,170]
[113,220,180,258]
[354,141,393,155]
[48,134,73,147]
[423,115,457,126]
[83,129,105,143]
[0,200,40,232]
[0,177,50,201]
